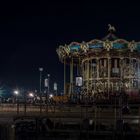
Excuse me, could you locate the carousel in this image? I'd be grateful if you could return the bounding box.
[56,25,140,100]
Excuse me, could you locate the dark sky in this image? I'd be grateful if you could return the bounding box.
[0,1,140,91]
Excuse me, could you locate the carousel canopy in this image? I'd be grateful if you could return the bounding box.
[56,25,140,62]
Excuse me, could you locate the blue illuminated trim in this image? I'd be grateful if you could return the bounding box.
[70,45,81,51]
[113,43,126,49]
[89,43,103,49]
[136,43,140,52]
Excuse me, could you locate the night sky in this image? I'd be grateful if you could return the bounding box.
[0,1,140,92]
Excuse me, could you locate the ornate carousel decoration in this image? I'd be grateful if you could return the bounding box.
[56,25,140,100]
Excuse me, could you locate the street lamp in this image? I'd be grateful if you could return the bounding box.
[39,67,43,114]
[47,74,50,94]
[44,74,50,113]
[54,82,57,96]
[39,68,43,94]
[13,90,19,114]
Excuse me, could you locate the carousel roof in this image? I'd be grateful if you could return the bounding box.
[56,25,140,61]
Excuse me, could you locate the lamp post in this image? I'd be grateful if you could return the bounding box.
[23,90,27,115]
[54,82,57,96]
[39,67,43,114]
[44,74,50,113]
[47,74,50,113]
[14,90,19,114]
[47,74,50,95]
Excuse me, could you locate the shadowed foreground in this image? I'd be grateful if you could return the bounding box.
[0,103,140,139]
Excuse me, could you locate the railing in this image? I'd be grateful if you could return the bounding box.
[0,103,140,140]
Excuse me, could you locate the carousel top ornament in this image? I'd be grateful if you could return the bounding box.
[108,24,116,33]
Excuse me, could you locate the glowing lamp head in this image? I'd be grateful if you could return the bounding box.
[29,93,34,97]
[39,67,43,71]
[14,90,19,95]
[49,94,53,98]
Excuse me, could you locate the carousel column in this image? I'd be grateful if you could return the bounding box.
[82,61,85,101]
[138,60,140,130]
[82,61,85,84]
[86,59,90,98]
[129,54,132,89]
[90,59,93,94]
[64,58,66,95]
[96,58,99,98]
[138,60,140,89]
[102,58,107,99]
[99,59,102,77]
[76,57,81,101]
[108,57,111,98]
[120,58,124,91]
[89,59,92,89]
[93,59,96,93]
[77,57,81,76]
[104,58,107,77]
[70,57,74,99]
[96,58,99,79]
[89,59,93,101]
[119,58,124,125]
[93,58,99,99]
[136,59,138,82]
